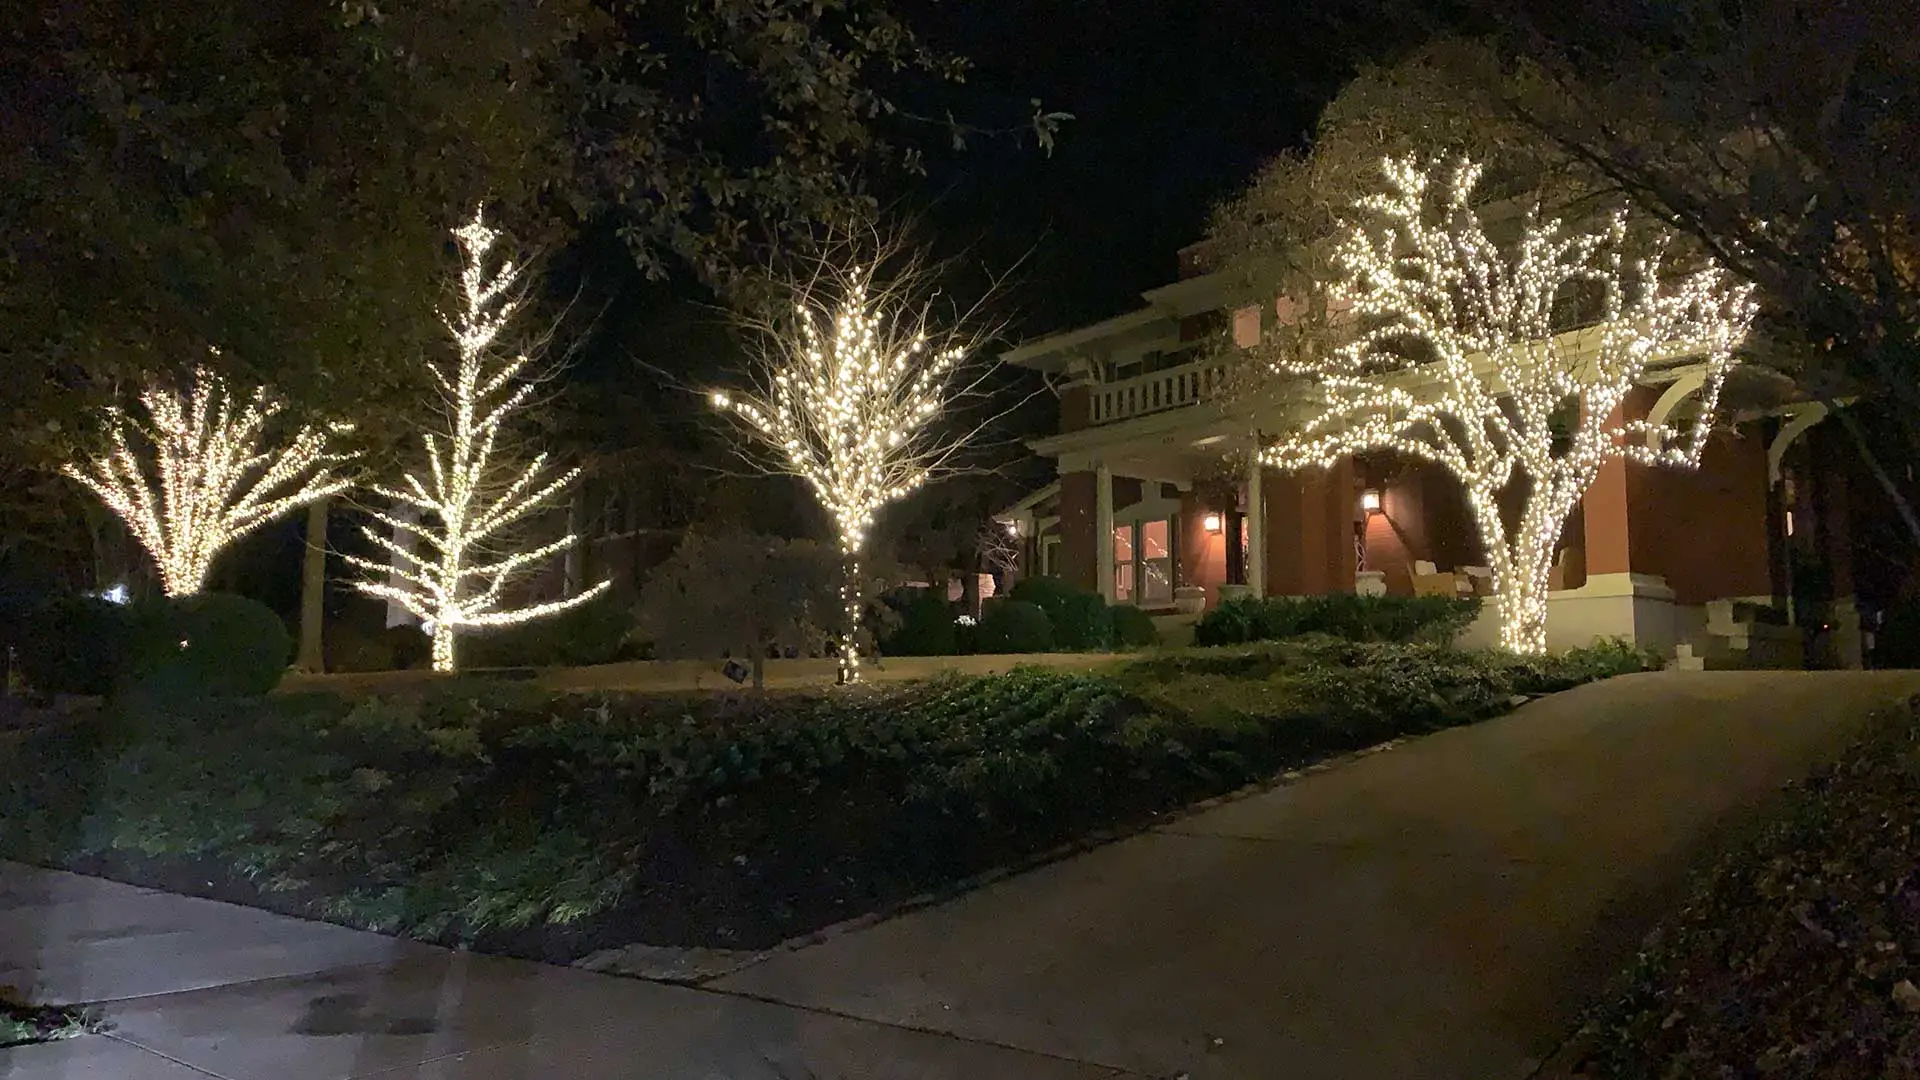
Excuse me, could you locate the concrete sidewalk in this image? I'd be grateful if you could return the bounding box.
[0,865,1128,1079]
[2,670,1912,1079]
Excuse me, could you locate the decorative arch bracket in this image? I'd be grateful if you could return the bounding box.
[1767,403,1830,486]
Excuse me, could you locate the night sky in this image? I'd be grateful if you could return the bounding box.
[902,0,1459,334]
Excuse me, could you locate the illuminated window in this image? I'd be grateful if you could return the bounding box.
[1239,516,1251,583]
[1140,519,1173,606]
[1231,304,1262,348]
[1113,519,1176,606]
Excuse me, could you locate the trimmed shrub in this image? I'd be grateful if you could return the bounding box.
[464,591,635,668]
[1009,576,1111,650]
[15,594,135,696]
[325,623,393,673]
[129,593,290,697]
[976,599,1053,653]
[881,589,959,656]
[1108,604,1160,648]
[1194,593,1480,647]
[384,625,433,671]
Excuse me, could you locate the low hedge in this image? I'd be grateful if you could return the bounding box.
[1575,699,1920,1079]
[14,591,289,697]
[1193,593,1481,647]
[0,641,1649,953]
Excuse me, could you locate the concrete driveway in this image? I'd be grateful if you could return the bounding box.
[712,670,1920,1079]
[2,670,1913,1079]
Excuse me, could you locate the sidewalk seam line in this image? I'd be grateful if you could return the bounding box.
[687,981,1142,1076]
[105,1031,244,1080]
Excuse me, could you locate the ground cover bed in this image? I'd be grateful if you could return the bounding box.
[1574,696,1920,1079]
[0,638,1648,960]
[0,991,90,1049]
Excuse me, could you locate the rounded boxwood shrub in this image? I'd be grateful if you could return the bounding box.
[975,599,1053,653]
[881,589,959,656]
[15,593,135,695]
[129,593,291,697]
[1008,577,1110,650]
[1108,604,1160,648]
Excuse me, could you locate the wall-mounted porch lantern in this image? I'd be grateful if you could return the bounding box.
[1360,489,1383,515]
[1202,512,1223,534]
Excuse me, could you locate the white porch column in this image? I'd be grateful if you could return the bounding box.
[1095,461,1115,602]
[1245,455,1266,598]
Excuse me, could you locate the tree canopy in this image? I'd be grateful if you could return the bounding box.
[2,0,991,560]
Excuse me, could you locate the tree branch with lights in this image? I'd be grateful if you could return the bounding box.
[346,206,607,672]
[711,232,999,681]
[1258,157,1757,653]
[64,363,352,597]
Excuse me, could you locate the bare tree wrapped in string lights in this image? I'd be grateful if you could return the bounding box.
[65,362,352,597]
[711,232,1000,682]
[347,205,607,672]
[1257,157,1756,653]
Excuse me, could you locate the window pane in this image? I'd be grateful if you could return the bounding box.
[1142,558,1173,605]
[1112,525,1134,562]
[1232,304,1262,348]
[1114,564,1133,602]
[1141,519,1170,559]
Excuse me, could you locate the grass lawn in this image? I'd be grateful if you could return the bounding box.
[1574,695,1920,1078]
[0,638,1648,961]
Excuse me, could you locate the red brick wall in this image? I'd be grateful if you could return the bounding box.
[1179,489,1228,598]
[1626,426,1775,604]
[1351,455,1486,594]
[1265,459,1357,595]
[1584,388,1658,576]
[1583,386,1773,604]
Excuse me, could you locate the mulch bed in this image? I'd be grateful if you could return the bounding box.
[1570,696,1920,1079]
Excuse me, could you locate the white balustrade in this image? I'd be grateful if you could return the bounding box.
[1088,361,1229,424]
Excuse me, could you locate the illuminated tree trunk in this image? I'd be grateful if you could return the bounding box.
[838,546,863,683]
[1487,543,1555,656]
[432,621,457,673]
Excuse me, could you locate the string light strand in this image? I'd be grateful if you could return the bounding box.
[346,204,608,672]
[65,361,352,597]
[1258,157,1757,653]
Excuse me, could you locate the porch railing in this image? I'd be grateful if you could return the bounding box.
[1088,360,1230,425]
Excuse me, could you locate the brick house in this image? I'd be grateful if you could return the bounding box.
[995,252,1864,667]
